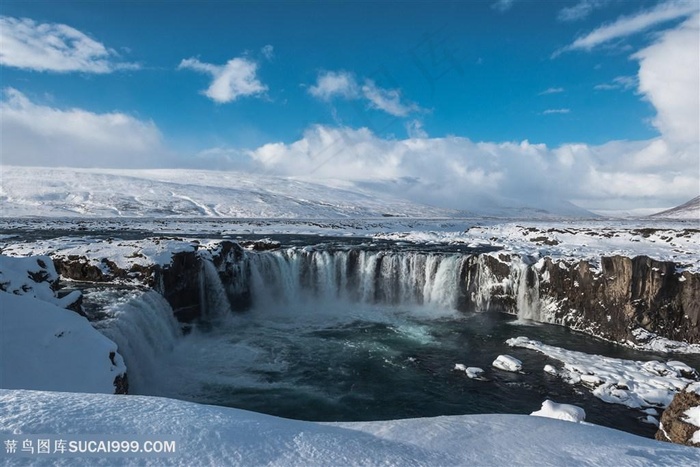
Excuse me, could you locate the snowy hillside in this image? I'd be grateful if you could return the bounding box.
[2,389,698,466]
[0,166,594,219]
[650,196,700,220]
[0,166,458,218]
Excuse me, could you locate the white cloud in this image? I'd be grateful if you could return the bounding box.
[562,0,699,53]
[178,57,267,103]
[308,71,359,101]
[243,124,697,213]
[542,108,571,115]
[406,120,428,139]
[0,88,165,168]
[594,75,637,91]
[558,0,613,22]
[634,13,700,146]
[539,87,565,95]
[0,16,138,73]
[261,45,274,60]
[492,0,516,12]
[361,80,420,117]
[308,71,422,117]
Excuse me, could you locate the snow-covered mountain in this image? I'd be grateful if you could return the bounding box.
[650,196,700,220]
[0,166,595,219]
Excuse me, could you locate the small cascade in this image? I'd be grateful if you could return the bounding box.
[513,258,541,322]
[245,248,467,310]
[199,257,233,322]
[96,290,181,394]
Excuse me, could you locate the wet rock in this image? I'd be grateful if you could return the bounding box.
[656,389,700,447]
[154,250,201,323]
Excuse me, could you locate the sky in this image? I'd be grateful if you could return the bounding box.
[0,0,698,215]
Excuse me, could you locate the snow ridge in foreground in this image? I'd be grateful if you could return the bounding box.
[1,389,698,466]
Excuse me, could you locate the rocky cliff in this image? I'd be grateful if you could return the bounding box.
[46,241,700,348]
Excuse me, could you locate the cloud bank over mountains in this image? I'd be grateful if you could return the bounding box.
[0,5,698,215]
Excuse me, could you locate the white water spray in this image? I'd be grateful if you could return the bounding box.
[96,290,181,394]
[245,249,467,311]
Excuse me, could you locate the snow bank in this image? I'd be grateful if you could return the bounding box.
[507,337,699,410]
[492,355,522,372]
[0,292,125,394]
[0,255,79,308]
[530,399,586,423]
[1,389,698,466]
[1,237,198,274]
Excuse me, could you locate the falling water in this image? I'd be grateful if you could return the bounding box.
[245,248,468,311]
[94,290,181,393]
[514,258,541,322]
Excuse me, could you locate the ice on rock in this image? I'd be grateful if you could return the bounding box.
[640,415,659,426]
[530,399,586,423]
[543,364,558,375]
[580,374,604,387]
[454,364,485,379]
[492,355,522,372]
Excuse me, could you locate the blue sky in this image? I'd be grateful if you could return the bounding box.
[1,0,698,213]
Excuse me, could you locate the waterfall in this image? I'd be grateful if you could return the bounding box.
[199,257,233,322]
[96,290,181,394]
[513,258,541,321]
[245,248,467,310]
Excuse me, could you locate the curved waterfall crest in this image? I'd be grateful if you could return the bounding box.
[244,248,471,310]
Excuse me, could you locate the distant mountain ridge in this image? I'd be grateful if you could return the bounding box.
[649,196,700,220]
[0,166,595,219]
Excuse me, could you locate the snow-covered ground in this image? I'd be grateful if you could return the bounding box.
[1,389,698,466]
[0,293,126,394]
[0,166,458,219]
[0,256,126,394]
[2,218,698,275]
[374,222,700,273]
[0,166,603,219]
[650,196,700,220]
[507,337,699,412]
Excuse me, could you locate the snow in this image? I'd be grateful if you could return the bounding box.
[454,364,485,379]
[0,255,79,309]
[629,329,700,354]
[650,196,700,220]
[530,399,586,423]
[1,389,698,466]
[683,406,700,445]
[0,292,125,394]
[0,255,125,394]
[492,355,522,372]
[507,337,698,410]
[0,166,458,219]
[374,222,700,273]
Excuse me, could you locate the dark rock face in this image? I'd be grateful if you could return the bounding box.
[210,241,251,311]
[538,255,700,344]
[153,250,201,323]
[461,254,514,312]
[656,390,700,447]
